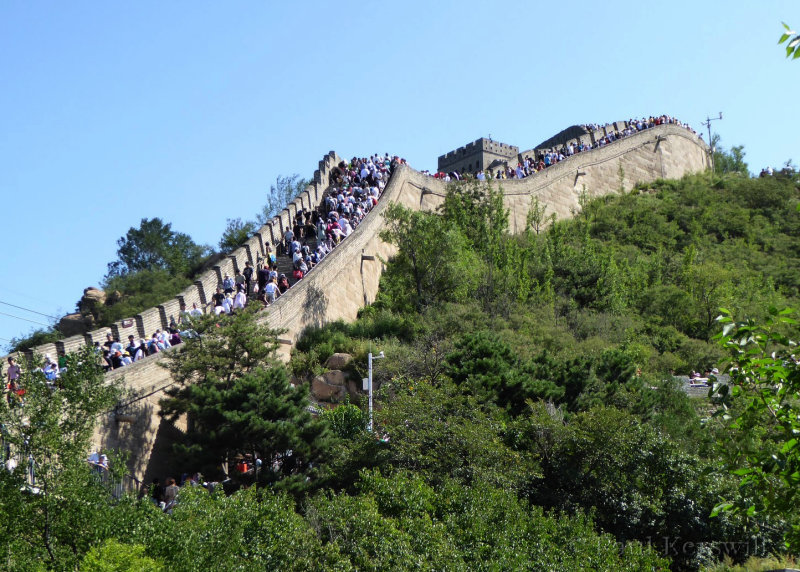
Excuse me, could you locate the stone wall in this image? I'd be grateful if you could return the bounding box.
[4,125,709,482]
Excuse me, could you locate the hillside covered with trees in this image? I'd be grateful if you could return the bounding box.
[1,168,799,571]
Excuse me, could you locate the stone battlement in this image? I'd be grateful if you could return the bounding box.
[438,137,520,162]
[438,137,520,174]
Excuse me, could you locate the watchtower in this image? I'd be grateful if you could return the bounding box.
[437,137,519,176]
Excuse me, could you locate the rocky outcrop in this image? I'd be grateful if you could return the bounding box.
[58,313,94,337]
[324,353,353,370]
[57,287,125,336]
[79,287,107,314]
[310,354,359,403]
[311,374,347,402]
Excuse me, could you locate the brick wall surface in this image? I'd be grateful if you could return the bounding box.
[229,251,247,275]
[195,269,220,304]
[136,308,164,338]
[158,299,182,330]
[214,258,236,285]
[58,335,86,355]
[176,283,203,314]
[112,318,139,343]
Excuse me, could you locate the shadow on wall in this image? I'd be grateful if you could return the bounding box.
[302,283,329,330]
[142,417,187,486]
[98,397,157,479]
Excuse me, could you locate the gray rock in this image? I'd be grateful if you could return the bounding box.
[324,353,353,370]
[59,313,92,337]
[311,376,346,402]
[323,369,347,386]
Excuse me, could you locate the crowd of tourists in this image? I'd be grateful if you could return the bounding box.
[205,154,402,311]
[94,328,197,372]
[425,115,698,181]
[3,353,67,394]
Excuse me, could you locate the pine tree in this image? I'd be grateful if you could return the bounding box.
[160,307,332,494]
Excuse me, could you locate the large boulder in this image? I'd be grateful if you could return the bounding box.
[324,353,353,370]
[59,313,93,337]
[311,376,347,402]
[79,287,107,317]
[322,370,348,386]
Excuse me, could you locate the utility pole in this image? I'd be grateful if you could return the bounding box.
[367,351,385,432]
[701,112,723,172]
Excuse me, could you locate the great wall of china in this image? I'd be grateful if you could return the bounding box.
[3,122,710,482]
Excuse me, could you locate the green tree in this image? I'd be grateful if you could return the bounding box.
[99,269,193,325]
[8,324,63,353]
[160,308,332,493]
[444,331,528,412]
[439,178,509,251]
[0,346,122,569]
[379,202,481,310]
[218,217,257,254]
[712,307,800,549]
[512,404,773,569]
[374,379,537,491]
[321,403,368,440]
[779,22,800,59]
[256,174,308,225]
[80,539,163,571]
[712,134,749,176]
[106,217,212,278]
[308,469,670,570]
[525,195,554,235]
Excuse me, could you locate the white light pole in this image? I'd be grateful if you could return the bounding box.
[367,351,385,432]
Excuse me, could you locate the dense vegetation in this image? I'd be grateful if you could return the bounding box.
[286,169,800,568]
[2,168,799,570]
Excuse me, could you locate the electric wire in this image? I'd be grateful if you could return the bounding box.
[0,311,51,327]
[0,300,60,320]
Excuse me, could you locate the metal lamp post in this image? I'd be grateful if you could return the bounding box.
[367,351,385,432]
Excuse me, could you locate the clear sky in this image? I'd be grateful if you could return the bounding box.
[1,1,798,350]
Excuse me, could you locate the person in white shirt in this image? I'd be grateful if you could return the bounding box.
[264,280,279,304]
[156,330,171,349]
[233,286,247,310]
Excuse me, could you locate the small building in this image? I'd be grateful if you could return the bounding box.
[437,137,519,176]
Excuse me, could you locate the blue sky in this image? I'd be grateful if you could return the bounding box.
[1,1,798,350]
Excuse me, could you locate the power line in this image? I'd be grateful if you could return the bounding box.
[0,311,51,327]
[0,300,60,321]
